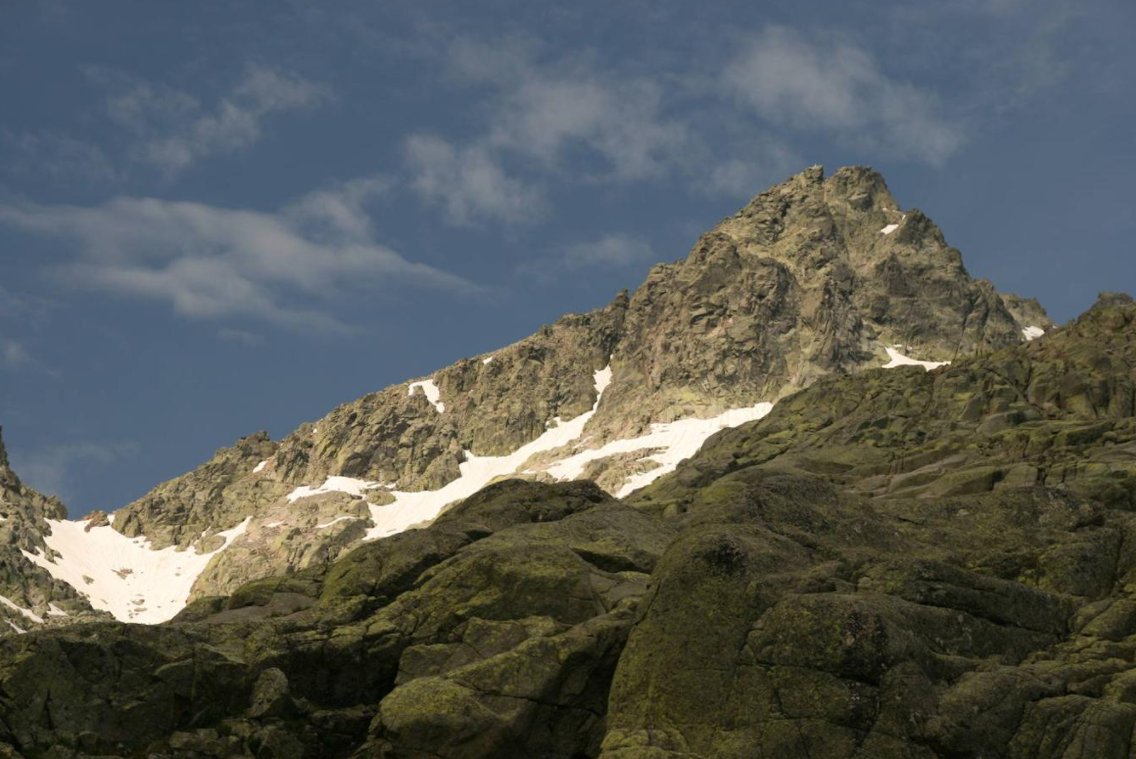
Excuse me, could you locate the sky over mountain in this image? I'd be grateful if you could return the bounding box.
[1,0,1133,516]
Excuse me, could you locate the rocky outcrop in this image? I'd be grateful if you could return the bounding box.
[0,480,672,757]
[0,428,104,634]
[592,166,1051,438]
[634,290,1136,513]
[114,431,286,549]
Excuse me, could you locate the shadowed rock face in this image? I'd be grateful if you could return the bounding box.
[2,298,1136,758]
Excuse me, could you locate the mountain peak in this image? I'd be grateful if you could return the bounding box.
[824,165,897,211]
[0,166,1052,626]
[1090,291,1136,313]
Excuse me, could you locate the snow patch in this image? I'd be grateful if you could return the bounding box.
[21,516,251,624]
[316,515,359,529]
[0,594,43,624]
[287,476,382,503]
[7,621,24,634]
[880,223,900,235]
[1022,325,1045,341]
[252,459,269,474]
[408,379,445,412]
[363,365,613,541]
[545,402,775,497]
[264,521,284,528]
[883,346,950,371]
[482,356,494,365]
[47,603,67,617]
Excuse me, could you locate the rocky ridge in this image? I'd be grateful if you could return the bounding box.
[1,166,1053,627]
[1,295,1135,758]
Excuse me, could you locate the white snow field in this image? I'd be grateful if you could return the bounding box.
[356,366,615,540]
[287,366,772,539]
[880,223,900,235]
[25,364,777,625]
[21,516,250,624]
[408,379,445,412]
[316,515,360,529]
[286,475,384,503]
[882,346,950,371]
[1022,325,1045,341]
[546,402,776,497]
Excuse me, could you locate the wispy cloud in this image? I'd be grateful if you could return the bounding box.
[0,334,60,380]
[0,179,479,333]
[94,64,331,175]
[406,29,965,226]
[405,38,691,225]
[451,39,689,181]
[0,284,53,326]
[2,130,120,184]
[404,134,541,226]
[692,137,803,197]
[723,26,964,164]
[0,337,31,371]
[521,233,654,279]
[561,234,653,269]
[0,286,58,377]
[8,440,139,504]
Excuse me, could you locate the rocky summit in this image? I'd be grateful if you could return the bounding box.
[1,166,1118,758]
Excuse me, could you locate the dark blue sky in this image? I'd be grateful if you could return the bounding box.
[1,0,1133,516]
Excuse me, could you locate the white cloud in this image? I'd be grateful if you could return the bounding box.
[0,180,478,333]
[0,286,57,376]
[521,233,654,280]
[405,134,542,226]
[405,39,692,225]
[0,335,58,378]
[724,26,964,164]
[99,64,331,174]
[1,337,31,370]
[474,58,688,181]
[562,234,653,269]
[693,137,803,197]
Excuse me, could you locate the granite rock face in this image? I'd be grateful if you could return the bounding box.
[0,429,104,633]
[1,166,1055,623]
[593,166,1049,437]
[3,298,1136,757]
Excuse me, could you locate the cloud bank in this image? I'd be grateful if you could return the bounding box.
[0,180,478,333]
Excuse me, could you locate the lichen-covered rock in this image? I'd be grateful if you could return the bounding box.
[0,481,675,757]
[5,291,1136,759]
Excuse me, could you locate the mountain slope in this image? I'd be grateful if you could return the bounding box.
[2,165,1053,626]
[2,296,1135,758]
